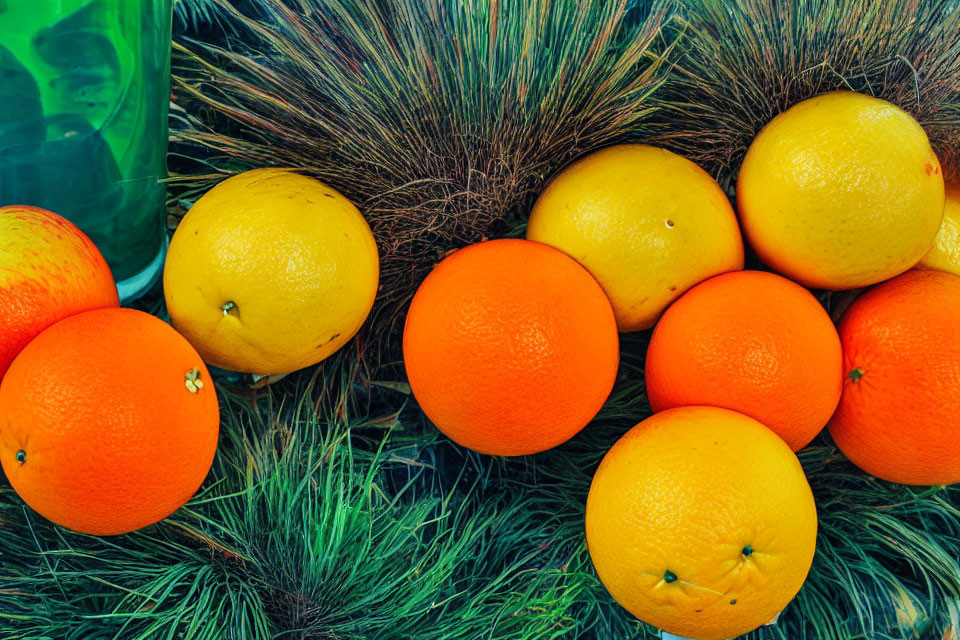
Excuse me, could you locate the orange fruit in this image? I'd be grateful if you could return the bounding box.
[586,406,818,640]
[917,184,960,277]
[737,92,944,290]
[0,308,219,535]
[164,169,379,375]
[829,269,960,485]
[403,239,619,456]
[0,205,118,380]
[526,144,744,331]
[645,270,842,451]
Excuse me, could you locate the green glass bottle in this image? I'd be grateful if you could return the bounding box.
[0,0,172,301]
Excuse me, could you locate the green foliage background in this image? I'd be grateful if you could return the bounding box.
[3,1,960,638]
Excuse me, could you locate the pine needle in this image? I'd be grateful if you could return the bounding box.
[169,0,670,349]
[655,0,960,188]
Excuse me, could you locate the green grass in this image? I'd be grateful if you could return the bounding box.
[0,361,622,640]
[5,336,960,639]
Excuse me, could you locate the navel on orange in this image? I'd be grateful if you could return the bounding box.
[586,407,817,640]
[403,239,619,456]
[0,308,219,535]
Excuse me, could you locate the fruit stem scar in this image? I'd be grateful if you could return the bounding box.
[221,301,237,316]
[741,545,753,557]
[848,367,866,382]
[663,570,678,584]
[15,449,26,464]
[185,368,204,393]
[665,219,675,228]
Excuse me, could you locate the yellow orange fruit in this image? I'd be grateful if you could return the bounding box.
[0,308,219,535]
[737,91,944,290]
[164,169,379,374]
[0,206,118,379]
[917,184,960,276]
[829,269,960,485]
[645,270,842,451]
[526,144,744,331]
[586,407,817,640]
[403,239,619,456]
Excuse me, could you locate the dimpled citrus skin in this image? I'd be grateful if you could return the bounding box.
[0,308,219,535]
[403,239,619,456]
[586,407,818,640]
[737,91,944,290]
[918,185,960,276]
[164,168,379,375]
[0,206,118,379]
[526,144,744,331]
[829,270,960,485]
[645,270,842,452]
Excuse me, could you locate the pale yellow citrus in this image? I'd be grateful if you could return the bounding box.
[526,145,744,332]
[737,91,944,290]
[917,184,960,276]
[163,169,379,374]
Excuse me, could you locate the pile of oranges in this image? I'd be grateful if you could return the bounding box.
[0,207,219,535]
[1,170,381,537]
[403,91,960,640]
[3,89,960,639]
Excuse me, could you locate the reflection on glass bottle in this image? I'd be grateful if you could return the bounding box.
[0,0,171,300]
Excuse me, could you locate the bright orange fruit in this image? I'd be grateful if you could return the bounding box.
[645,270,842,451]
[0,308,220,535]
[829,269,960,485]
[403,239,619,456]
[586,406,818,640]
[0,205,118,379]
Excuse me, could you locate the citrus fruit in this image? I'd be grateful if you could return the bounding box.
[0,205,118,379]
[526,144,744,332]
[586,406,818,640]
[645,270,842,451]
[163,168,379,374]
[737,91,944,290]
[0,308,219,535]
[917,184,960,276]
[829,269,960,485]
[402,239,619,456]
